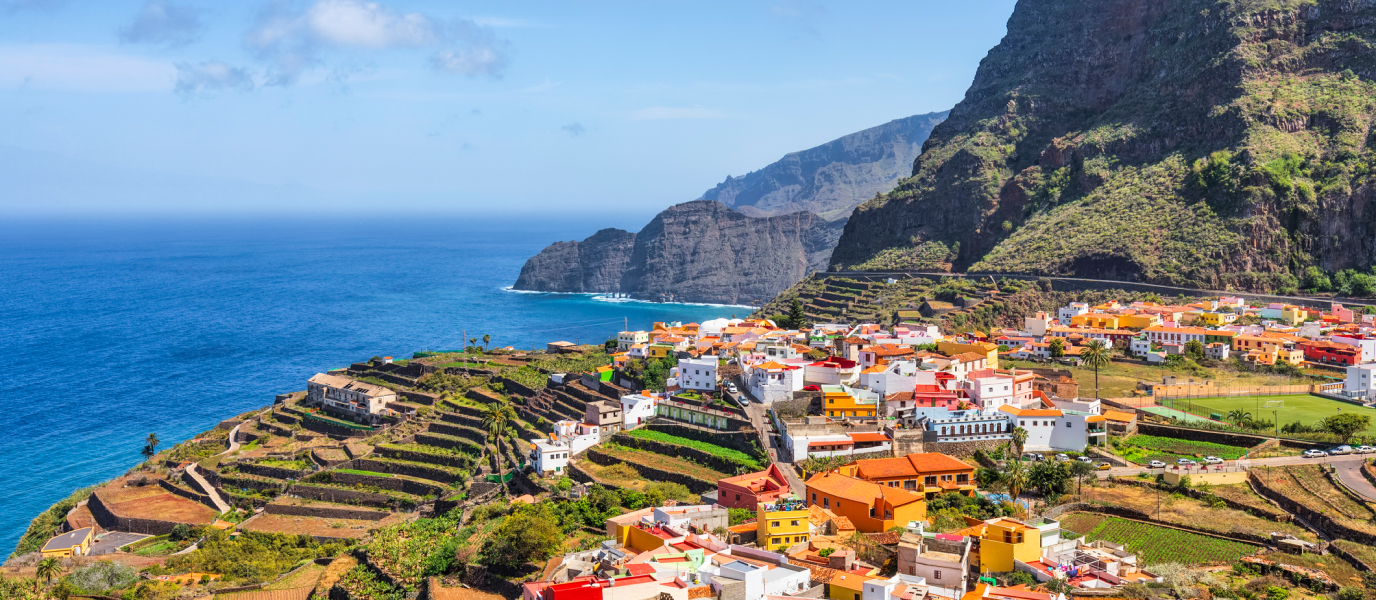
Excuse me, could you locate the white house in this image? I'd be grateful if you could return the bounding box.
[1345,364,1376,398]
[1205,343,1230,361]
[617,330,650,351]
[307,373,398,423]
[620,392,661,429]
[864,573,929,600]
[1143,326,1208,346]
[529,419,601,475]
[999,406,1105,452]
[1129,337,1151,357]
[804,357,861,387]
[749,361,803,404]
[1333,334,1376,363]
[961,369,1036,411]
[859,361,931,396]
[675,357,719,392]
[1058,303,1090,323]
[1024,312,1052,337]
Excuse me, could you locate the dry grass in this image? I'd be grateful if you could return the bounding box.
[240,513,402,540]
[1205,483,1284,516]
[96,481,218,524]
[1253,465,1376,535]
[1086,481,1316,541]
[1002,359,1308,399]
[265,564,326,591]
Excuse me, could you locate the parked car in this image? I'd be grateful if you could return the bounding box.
[1359,446,1376,454]
[1148,460,1167,469]
[1203,456,1224,465]
[725,382,738,393]
[1176,458,1197,466]
[1022,453,1042,462]
[1303,449,1329,458]
[1055,453,1070,462]
[1077,456,1094,464]
[1329,445,1354,455]
[738,395,749,405]
[1096,462,1112,471]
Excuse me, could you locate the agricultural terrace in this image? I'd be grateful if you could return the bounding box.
[1083,480,1316,542]
[592,444,731,483]
[1253,465,1376,536]
[1058,513,1256,565]
[1158,394,1376,435]
[1204,484,1289,517]
[1001,359,1307,399]
[623,429,764,471]
[1113,434,1250,465]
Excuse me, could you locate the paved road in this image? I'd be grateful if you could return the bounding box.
[733,381,807,496]
[1098,453,1371,478]
[186,463,231,513]
[1332,457,1376,501]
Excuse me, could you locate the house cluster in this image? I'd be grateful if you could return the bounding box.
[526,451,1154,600]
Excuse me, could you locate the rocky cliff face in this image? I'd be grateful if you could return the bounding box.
[830,0,1376,292]
[512,201,843,304]
[700,112,947,221]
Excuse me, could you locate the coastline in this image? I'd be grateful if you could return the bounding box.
[501,286,758,309]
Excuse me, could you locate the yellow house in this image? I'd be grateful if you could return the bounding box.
[1232,335,1303,365]
[956,518,1041,572]
[757,498,810,551]
[826,572,876,600]
[1117,313,1160,329]
[1070,314,1119,329]
[41,527,93,558]
[937,341,999,369]
[1281,305,1306,326]
[1197,311,1238,326]
[647,344,674,360]
[823,386,878,418]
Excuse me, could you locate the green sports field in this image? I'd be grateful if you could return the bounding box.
[1158,394,1376,435]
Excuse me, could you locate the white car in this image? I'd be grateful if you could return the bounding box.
[1176,458,1197,466]
[1360,446,1376,454]
[725,382,738,393]
[1148,460,1167,469]
[738,395,749,405]
[1330,445,1354,455]
[1077,456,1094,463]
[1203,456,1224,465]
[1055,454,1070,462]
[1303,449,1329,458]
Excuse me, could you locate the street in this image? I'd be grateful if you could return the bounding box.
[728,377,807,496]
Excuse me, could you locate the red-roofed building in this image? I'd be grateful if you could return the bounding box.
[842,452,976,497]
[717,464,792,510]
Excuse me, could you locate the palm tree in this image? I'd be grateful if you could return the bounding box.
[469,337,479,352]
[1227,410,1253,426]
[482,402,518,495]
[1003,458,1029,503]
[141,432,160,465]
[1012,426,1029,458]
[35,557,60,585]
[1081,340,1111,399]
[482,334,491,351]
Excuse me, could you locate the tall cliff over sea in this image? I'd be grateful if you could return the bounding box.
[830,0,1376,293]
[513,112,946,302]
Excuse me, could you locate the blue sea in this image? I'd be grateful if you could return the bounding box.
[0,215,740,554]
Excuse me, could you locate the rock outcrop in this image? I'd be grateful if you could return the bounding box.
[700,112,947,220]
[512,201,844,304]
[829,0,1376,293]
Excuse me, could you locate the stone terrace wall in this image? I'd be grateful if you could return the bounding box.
[1042,502,1270,545]
[1249,471,1376,545]
[643,421,765,458]
[321,471,446,497]
[1135,423,1326,450]
[86,490,185,535]
[265,502,389,521]
[372,446,475,470]
[582,449,715,493]
[349,458,463,485]
[934,438,1002,458]
[286,484,413,510]
[156,479,219,511]
[611,432,758,474]
[237,462,312,480]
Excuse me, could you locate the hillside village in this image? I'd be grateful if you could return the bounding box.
[11,287,1376,600]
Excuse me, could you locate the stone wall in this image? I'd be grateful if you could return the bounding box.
[582,449,715,493]
[265,502,389,521]
[643,421,763,457]
[349,458,464,485]
[237,462,311,480]
[156,479,220,511]
[611,432,760,474]
[1041,502,1270,545]
[497,377,541,398]
[414,431,484,453]
[86,490,186,535]
[299,415,371,438]
[1249,471,1376,545]
[934,438,1004,458]
[372,446,475,470]
[286,484,416,511]
[1135,423,1326,450]
[319,471,446,497]
[402,390,439,405]
[217,473,286,493]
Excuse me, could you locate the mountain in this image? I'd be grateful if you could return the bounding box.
[512,200,844,304]
[699,112,948,221]
[829,0,1376,292]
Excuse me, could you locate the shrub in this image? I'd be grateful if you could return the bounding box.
[65,561,137,594]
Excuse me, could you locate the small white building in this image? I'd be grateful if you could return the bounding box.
[1058,303,1090,323]
[617,330,650,351]
[1129,338,1151,357]
[620,392,661,429]
[864,573,929,600]
[529,419,601,475]
[1345,363,1376,398]
[749,361,803,404]
[307,373,398,423]
[1205,342,1230,361]
[675,357,719,392]
[1000,406,1105,452]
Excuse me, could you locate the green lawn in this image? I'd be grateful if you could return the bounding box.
[1158,394,1376,435]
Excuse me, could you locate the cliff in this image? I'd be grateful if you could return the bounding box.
[699,112,947,220]
[512,201,844,304]
[829,0,1376,292]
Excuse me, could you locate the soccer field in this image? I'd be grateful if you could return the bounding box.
[1159,394,1376,435]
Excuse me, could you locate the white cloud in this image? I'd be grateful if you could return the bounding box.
[244,0,510,85]
[174,60,254,96]
[631,107,724,120]
[0,44,174,92]
[119,1,204,47]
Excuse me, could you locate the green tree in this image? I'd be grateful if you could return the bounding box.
[1302,266,1332,292]
[1183,339,1204,361]
[35,557,61,585]
[1011,427,1029,458]
[1081,340,1110,398]
[483,334,491,350]
[1321,413,1371,441]
[1049,338,1066,358]
[1069,460,1096,496]
[142,433,160,464]
[778,298,807,330]
[480,504,563,571]
[469,337,479,352]
[482,402,518,495]
[1002,458,1029,500]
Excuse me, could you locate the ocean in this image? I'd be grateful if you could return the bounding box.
[0,215,741,554]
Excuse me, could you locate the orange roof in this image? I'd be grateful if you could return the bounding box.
[870,345,916,357]
[1086,415,1107,423]
[806,472,924,507]
[848,432,891,443]
[1000,406,1063,417]
[727,522,758,533]
[950,352,988,363]
[1145,325,1210,335]
[1103,410,1136,422]
[753,361,797,371]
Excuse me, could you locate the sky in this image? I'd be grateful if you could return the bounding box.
[0,0,1018,217]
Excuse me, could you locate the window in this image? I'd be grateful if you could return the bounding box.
[812,493,817,503]
[909,567,916,576]
[772,521,779,527]
[925,476,937,485]
[1066,422,1072,428]
[791,520,799,526]
[823,498,829,508]
[736,494,741,501]
[933,571,942,580]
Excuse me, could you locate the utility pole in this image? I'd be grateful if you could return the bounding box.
[462,329,467,353]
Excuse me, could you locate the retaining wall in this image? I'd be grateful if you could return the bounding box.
[1135,423,1326,450]
[321,471,447,497]
[372,446,476,470]
[1042,502,1270,545]
[1250,471,1376,545]
[414,431,484,452]
[643,421,765,457]
[582,449,715,493]
[286,484,416,511]
[86,490,188,535]
[237,462,312,480]
[350,458,463,485]
[265,502,389,521]
[156,479,220,511]
[611,433,760,474]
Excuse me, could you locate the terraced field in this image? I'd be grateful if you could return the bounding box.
[589,444,729,486]
[1088,480,1317,542]
[1057,512,1256,565]
[1254,465,1376,536]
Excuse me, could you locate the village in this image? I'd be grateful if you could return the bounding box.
[9,283,1376,600]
